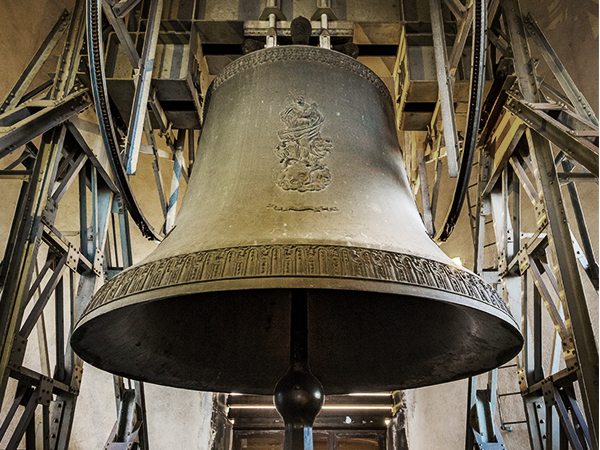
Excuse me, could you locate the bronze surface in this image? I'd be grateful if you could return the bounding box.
[71,45,523,395]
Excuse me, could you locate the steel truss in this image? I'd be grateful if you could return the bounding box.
[405,0,598,449]
[1,0,208,445]
[0,0,159,448]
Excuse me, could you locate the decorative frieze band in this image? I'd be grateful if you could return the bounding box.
[210,46,393,106]
[85,245,510,317]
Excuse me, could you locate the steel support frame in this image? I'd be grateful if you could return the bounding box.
[0,110,149,450]
[0,3,150,448]
[0,10,71,115]
[428,0,460,178]
[103,196,150,450]
[123,0,163,175]
[0,123,108,450]
[465,1,599,448]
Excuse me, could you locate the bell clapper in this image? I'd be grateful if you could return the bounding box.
[274,290,324,450]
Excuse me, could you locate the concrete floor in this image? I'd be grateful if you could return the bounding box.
[0,0,597,449]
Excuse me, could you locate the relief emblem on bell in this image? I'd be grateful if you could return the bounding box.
[274,97,333,192]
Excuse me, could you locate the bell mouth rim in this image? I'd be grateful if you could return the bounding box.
[209,44,393,107]
[71,283,523,394]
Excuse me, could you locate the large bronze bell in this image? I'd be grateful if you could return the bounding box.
[71,46,522,399]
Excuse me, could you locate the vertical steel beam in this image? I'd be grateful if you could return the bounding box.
[519,271,546,450]
[416,144,434,236]
[107,192,149,450]
[527,129,599,444]
[0,126,66,404]
[503,0,598,442]
[430,137,444,224]
[78,164,89,260]
[55,276,66,382]
[116,197,133,268]
[51,0,86,101]
[465,376,477,450]
[33,262,52,378]
[501,0,540,103]
[124,0,163,175]
[560,159,599,290]
[429,0,459,177]
[52,274,92,450]
[145,118,168,219]
[53,176,113,450]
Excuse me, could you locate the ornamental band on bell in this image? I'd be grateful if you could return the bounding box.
[274,97,332,192]
[84,244,510,317]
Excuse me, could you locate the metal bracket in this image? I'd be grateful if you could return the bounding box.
[497,250,508,276]
[561,336,578,368]
[540,378,556,407]
[480,195,492,216]
[93,248,104,277]
[8,334,27,371]
[66,242,80,272]
[517,368,528,393]
[49,400,66,450]
[533,203,548,231]
[517,249,530,273]
[42,198,59,226]
[70,362,83,394]
[38,376,54,406]
[112,195,125,215]
[532,399,547,443]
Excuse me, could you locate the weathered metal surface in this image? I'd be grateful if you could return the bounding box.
[87,0,163,241]
[105,20,207,130]
[392,22,475,131]
[0,90,91,159]
[71,46,522,396]
[0,10,70,114]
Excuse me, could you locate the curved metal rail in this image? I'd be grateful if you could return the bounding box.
[86,0,163,241]
[435,0,486,243]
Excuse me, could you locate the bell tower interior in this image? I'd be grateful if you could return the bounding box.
[0,1,597,449]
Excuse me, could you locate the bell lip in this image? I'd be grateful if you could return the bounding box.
[70,280,523,394]
[73,275,521,333]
